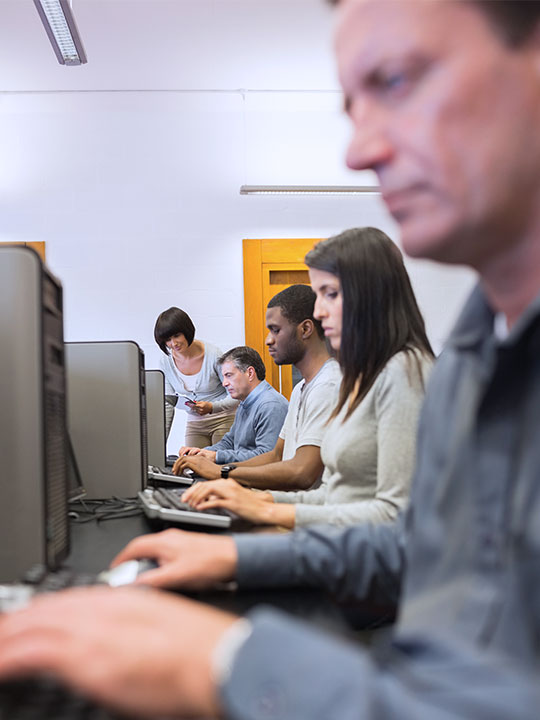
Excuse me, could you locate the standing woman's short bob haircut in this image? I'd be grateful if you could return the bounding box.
[154,307,196,354]
[305,227,434,420]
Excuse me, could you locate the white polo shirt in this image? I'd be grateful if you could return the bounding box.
[279,358,341,461]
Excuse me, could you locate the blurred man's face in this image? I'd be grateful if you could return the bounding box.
[336,0,540,269]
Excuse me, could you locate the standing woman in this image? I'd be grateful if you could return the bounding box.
[184,227,434,527]
[154,307,237,447]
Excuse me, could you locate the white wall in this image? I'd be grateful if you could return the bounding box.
[0,0,476,451]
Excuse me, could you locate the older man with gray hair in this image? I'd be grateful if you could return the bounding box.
[177,345,288,464]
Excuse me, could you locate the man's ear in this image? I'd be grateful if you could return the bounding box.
[300,319,314,339]
[247,366,256,381]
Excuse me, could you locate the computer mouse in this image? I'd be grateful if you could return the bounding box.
[0,584,35,613]
[98,559,159,587]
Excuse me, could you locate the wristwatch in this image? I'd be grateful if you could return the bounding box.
[220,464,237,479]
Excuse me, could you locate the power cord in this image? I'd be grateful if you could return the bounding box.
[68,496,143,523]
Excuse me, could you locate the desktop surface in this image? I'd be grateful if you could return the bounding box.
[0,505,394,719]
[66,510,393,632]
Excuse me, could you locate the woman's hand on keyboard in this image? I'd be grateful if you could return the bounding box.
[110,529,238,590]
[0,586,235,719]
[183,479,296,528]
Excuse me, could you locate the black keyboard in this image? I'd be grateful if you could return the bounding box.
[0,678,129,720]
[23,565,98,591]
[153,487,230,517]
[149,465,172,474]
[138,487,233,528]
[148,465,195,483]
[0,568,130,720]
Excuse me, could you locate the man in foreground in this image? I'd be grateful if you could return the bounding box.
[1,1,540,718]
[176,346,288,464]
[173,283,341,490]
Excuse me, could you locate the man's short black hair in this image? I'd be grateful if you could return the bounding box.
[154,307,195,354]
[218,346,266,381]
[470,1,540,46]
[267,284,324,339]
[327,0,540,47]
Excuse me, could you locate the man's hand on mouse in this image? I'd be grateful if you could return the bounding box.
[110,529,239,590]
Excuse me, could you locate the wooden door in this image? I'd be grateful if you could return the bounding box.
[0,242,46,262]
[243,238,320,399]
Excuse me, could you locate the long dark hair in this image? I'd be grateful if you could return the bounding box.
[305,227,434,420]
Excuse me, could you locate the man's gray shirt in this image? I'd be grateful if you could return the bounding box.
[206,380,288,463]
[222,284,540,720]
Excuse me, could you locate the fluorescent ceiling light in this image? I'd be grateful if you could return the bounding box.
[33,0,87,65]
[240,185,380,195]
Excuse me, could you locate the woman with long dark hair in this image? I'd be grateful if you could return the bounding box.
[184,227,434,527]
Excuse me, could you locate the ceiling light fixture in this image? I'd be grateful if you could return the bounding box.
[239,185,379,195]
[33,0,87,66]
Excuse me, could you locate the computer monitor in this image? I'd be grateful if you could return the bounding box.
[65,341,148,499]
[0,245,70,582]
[145,369,166,467]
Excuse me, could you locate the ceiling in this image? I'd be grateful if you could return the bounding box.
[0,0,338,92]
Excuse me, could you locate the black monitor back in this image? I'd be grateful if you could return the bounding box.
[0,245,69,582]
[145,369,166,467]
[65,341,148,498]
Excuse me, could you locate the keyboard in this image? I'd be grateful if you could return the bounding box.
[0,562,131,615]
[147,465,194,486]
[138,487,233,528]
[0,569,131,720]
[17,564,99,593]
[0,678,129,720]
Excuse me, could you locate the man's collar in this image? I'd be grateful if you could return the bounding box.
[300,356,338,386]
[239,380,268,408]
[448,283,540,350]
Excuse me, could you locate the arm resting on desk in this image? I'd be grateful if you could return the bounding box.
[235,519,405,606]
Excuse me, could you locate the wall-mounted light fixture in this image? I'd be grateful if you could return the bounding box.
[33,0,87,65]
[239,185,379,195]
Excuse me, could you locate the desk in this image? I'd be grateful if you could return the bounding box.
[67,512,155,575]
[0,511,394,719]
[66,511,395,638]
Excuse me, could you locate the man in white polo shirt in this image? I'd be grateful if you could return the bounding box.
[174,284,341,490]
